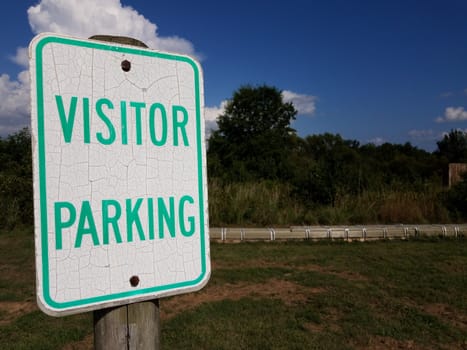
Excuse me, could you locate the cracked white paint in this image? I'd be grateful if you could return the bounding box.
[30,33,210,316]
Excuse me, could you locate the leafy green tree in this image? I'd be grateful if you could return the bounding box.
[443,172,467,221]
[436,129,467,163]
[208,85,297,181]
[302,133,363,206]
[360,141,441,190]
[298,135,441,206]
[0,128,33,228]
[215,85,296,141]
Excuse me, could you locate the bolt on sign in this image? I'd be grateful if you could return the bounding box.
[29,33,210,316]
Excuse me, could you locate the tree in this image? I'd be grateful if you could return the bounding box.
[208,85,298,181]
[360,142,440,189]
[0,128,33,228]
[444,172,467,221]
[215,85,297,141]
[302,133,363,206]
[436,129,467,163]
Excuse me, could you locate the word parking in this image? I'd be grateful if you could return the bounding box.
[54,195,196,250]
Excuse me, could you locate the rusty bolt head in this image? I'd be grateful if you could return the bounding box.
[121,60,131,72]
[129,275,139,287]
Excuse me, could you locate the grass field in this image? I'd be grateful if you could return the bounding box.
[0,228,466,349]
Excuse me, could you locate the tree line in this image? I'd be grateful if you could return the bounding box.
[207,85,467,225]
[1,84,467,228]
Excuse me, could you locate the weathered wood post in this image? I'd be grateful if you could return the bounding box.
[93,299,160,349]
[89,35,160,350]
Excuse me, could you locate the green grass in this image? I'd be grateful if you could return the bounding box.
[0,228,466,349]
[0,228,35,301]
[0,311,91,350]
[163,298,340,350]
[0,228,91,350]
[163,240,467,349]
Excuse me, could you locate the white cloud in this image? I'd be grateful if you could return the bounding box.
[10,47,29,68]
[408,129,434,139]
[282,90,317,116]
[27,0,196,56]
[0,0,199,136]
[367,137,385,145]
[436,106,467,123]
[0,71,30,135]
[204,101,227,139]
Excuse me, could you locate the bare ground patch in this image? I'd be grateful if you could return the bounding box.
[214,258,369,282]
[399,298,467,334]
[61,334,93,350]
[161,278,324,319]
[356,336,466,350]
[422,303,467,332]
[303,307,343,333]
[357,336,428,350]
[301,263,369,282]
[0,301,37,325]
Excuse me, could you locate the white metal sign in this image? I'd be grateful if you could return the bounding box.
[29,33,210,316]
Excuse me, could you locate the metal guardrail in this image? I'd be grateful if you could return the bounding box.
[210,224,467,242]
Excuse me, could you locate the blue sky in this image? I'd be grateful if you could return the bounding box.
[1,0,466,150]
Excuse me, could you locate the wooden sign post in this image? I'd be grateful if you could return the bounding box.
[90,35,159,350]
[93,299,160,349]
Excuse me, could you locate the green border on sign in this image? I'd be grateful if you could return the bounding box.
[34,35,207,311]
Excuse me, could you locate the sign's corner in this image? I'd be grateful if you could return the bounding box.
[36,293,61,317]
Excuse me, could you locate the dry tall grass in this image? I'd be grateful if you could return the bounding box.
[208,179,450,226]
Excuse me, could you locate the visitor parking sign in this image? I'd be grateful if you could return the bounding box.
[29,33,210,316]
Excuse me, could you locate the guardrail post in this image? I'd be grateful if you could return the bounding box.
[362,228,367,241]
[327,228,332,240]
[240,228,245,241]
[345,228,349,241]
[305,228,311,240]
[221,227,227,241]
[269,228,276,241]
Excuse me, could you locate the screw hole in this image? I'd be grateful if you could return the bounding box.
[121,60,131,72]
[129,275,139,287]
